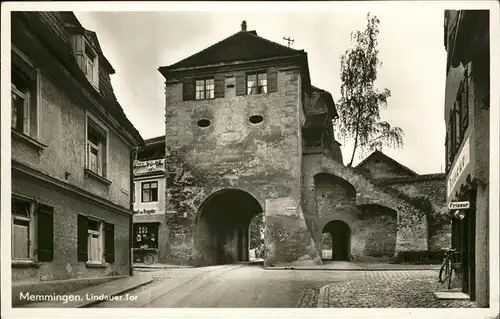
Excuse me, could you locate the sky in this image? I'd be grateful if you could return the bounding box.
[74,7,448,174]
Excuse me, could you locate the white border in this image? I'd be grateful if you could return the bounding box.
[2,2,499,319]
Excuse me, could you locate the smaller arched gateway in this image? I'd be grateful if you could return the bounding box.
[194,189,263,266]
[321,220,351,261]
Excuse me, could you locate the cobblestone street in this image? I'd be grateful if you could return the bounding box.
[317,270,480,308]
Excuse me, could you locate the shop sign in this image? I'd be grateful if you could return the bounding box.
[447,137,470,197]
[448,201,470,210]
[134,159,165,172]
[134,209,157,215]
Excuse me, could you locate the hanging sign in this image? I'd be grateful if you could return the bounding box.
[448,201,470,210]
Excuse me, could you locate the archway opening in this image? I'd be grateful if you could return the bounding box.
[248,213,265,261]
[195,189,263,265]
[322,220,351,261]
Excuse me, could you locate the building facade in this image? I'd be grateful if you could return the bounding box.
[132,136,168,264]
[443,10,490,306]
[10,12,143,304]
[158,21,450,267]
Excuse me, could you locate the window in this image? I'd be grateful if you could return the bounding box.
[454,107,461,153]
[87,218,103,262]
[141,181,158,203]
[86,115,107,177]
[83,40,99,88]
[11,50,38,139]
[134,224,159,249]
[11,197,54,263]
[247,72,267,95]
[77,214,115,264]
[459,80,469,137]
[12,201,32,260]
[195,78,215,100]
[132,185,135,204]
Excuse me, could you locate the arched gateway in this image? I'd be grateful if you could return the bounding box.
[194,189,263,265]
[322,220,351,261]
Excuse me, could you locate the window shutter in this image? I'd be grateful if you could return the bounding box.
[267,67,278,93]
[235,71,246,96]
[182,77,195,101]
[77,214,88,262]
[74,35,85,71]
[93,56,100,89]
[214,74,225,98]
[37,206,54,262]
[104,222,115,263]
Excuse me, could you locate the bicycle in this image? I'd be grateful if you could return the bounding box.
[133,249,155,265]
[438,247,460,289]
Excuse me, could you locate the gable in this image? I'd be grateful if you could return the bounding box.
[355,151,418,179]
[163,30,301,71]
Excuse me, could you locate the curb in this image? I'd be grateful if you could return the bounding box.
[79,278,154,308]
[316,285,328,308]
[264,267,440,271]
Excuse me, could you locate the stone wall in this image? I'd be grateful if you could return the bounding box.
[381,175,451,250]
[356,205,397,258]
[164,66,319,266]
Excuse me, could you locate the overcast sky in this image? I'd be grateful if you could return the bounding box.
[74,8,447,174]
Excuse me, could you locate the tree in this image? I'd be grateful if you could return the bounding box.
[337,13,404,167]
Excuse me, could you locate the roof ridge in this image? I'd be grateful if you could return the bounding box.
[355,150,418,176]
[166,31,242,69]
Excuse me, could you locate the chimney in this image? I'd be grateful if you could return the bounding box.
[241,20,247,32]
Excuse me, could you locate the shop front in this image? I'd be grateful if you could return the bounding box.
[446,136,476,299]
[132,209,167,264]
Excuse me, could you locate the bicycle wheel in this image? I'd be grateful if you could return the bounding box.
[439,258,450,283]
[447,260,453,290]
[133,254,142,264]
[143,253,154,265]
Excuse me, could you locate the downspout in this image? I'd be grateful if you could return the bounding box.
[129,146,138,276]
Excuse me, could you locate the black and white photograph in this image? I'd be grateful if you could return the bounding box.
[1,1,498,318]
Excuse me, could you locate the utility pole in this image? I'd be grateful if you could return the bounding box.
[283,36,295,48]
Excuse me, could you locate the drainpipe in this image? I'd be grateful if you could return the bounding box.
[129,146,138,276]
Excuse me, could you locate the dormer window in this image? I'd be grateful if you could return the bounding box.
[72,35,99,90]
[84,43,97,84]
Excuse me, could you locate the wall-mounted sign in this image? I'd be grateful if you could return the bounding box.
[447,137,470,198]
[134,209,157,215]
[448,201,470,210]
[134,159,165,169]
[285,206,297,211]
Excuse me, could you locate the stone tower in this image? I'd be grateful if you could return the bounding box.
[158,22,341,266]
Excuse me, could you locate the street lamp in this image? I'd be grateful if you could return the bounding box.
[453,210,466,220]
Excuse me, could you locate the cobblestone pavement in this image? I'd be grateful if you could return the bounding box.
[318,271,479,308]
[297,288,319,307]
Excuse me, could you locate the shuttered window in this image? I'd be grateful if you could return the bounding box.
[267,68,278,93]
[459,77,469,137]
[236,68,278,96]
[77,214,88,261]
[195,79,215,100]
[104,222,115,263]
[78,214,113,263]
[11,198,54,262]
[214,73,225,98]
[183,77,195,101]
[37,205,54,262]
